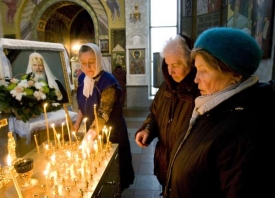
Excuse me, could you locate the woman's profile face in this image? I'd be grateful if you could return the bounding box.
[194,54,237,95]
[79,50,96,77]
[165,55,189,83]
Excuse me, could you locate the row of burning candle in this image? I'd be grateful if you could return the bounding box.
[7,102,112,198]
[42,140,112,197]
[43,103,86,147]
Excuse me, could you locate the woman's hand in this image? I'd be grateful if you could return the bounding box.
[83,129,97,141]
[74,122,80,132]
[135,130,150,148]
[81,129,97,148]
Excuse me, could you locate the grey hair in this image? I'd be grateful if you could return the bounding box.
[161,35,192,67]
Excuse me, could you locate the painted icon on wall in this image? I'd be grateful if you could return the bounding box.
[129,49,145,74]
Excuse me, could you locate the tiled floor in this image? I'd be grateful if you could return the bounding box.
[121,108,162,198]
[0,107,162,197]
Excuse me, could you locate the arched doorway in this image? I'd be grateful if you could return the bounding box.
[29,0,99,57]
[15,0,111,58]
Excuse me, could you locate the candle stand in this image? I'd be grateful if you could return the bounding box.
[1,139,119,198]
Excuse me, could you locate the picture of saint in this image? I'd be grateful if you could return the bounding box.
[130,49,145,74]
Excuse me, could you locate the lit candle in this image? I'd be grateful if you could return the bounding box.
[83,154,87,181]
[93,104,99,135]
[44,170,49,195]
[94,140,98,161]
[80,141,85,155]
[44,144,49,157]
[51,124,57,147]
[44,162,51,194]
[61,122,65,146]
[65,114,72,146]
[34,134,40,154]
[51,154,56,166]
[83,117,88,135]
[56,134,62,148]
[7,155,23,198]
[66,150,72,160]
[98,135,102,153]
[72,131,79,146]
[102,126,108,150]
[107,127,112,146]
[44,103,50,145]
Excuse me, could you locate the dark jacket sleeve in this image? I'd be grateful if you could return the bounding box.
[135,82,166,144]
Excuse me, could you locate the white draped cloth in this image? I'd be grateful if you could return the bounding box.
[8,109,77,144]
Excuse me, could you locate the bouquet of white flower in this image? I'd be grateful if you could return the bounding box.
[0,72,61,122]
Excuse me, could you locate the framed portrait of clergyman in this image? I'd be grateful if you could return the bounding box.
[0,38,72,105]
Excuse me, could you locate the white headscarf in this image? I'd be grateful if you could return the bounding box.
[26,52,62,100]
[79,43,102,98]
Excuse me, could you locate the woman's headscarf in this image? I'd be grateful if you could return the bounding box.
[79,43,103,98]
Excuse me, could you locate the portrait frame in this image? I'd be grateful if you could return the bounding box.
[99,39,109,53]
[128,48,146,75]
[71,58,82,90]
[0,38,72,105]
[111,52,126,72]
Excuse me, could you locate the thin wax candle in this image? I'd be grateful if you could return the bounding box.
[83,117,88,135]
[51,124,57,147]
[61,122,65,146]
[34,134,40,153]
[44,103,50,145]
[65,114,72,146]
[93,104,100,136]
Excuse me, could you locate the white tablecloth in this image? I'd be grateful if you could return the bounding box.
[8,109,78,144]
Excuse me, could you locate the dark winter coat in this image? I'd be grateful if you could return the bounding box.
[136,61,200,185]
[164,82,275,198]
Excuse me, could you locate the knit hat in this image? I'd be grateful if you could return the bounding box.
[194,27,263,77]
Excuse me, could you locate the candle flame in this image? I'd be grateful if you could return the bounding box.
[46,162,51,170]
[7,154,11,166]
[44,170,48,176]
[51,154,55,162]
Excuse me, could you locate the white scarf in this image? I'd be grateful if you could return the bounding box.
[189,76,259,128]
[83,76,94,98]
[80,43,103,98]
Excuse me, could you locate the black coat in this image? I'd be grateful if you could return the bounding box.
[165,82,275,198]
[136,63,199,185]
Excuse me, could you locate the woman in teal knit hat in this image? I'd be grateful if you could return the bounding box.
[164,27,275,198]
